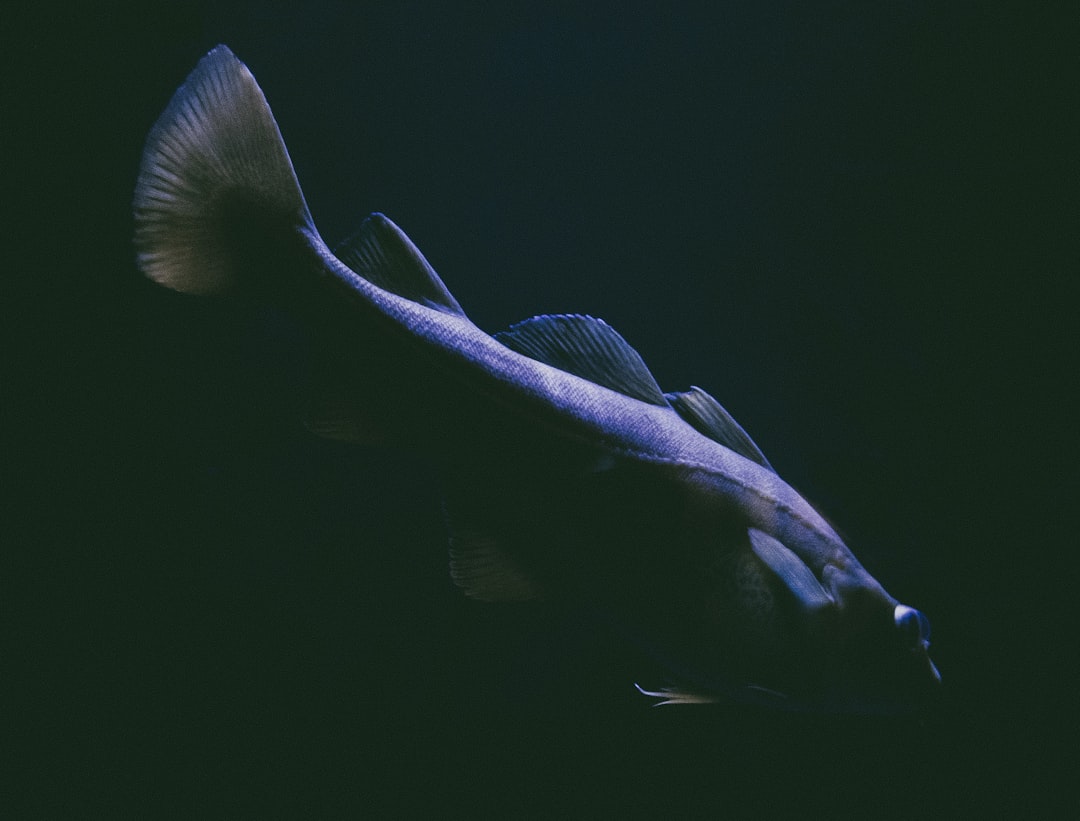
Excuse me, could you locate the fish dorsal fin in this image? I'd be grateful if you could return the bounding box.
[665,386,774,471]
[495,314,668,406]
[334,213,466,317]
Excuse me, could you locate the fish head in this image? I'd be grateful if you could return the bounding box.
[560,465,940,713]
[794,551,941,712]
[634,526,941,713]
[808,598,941,713]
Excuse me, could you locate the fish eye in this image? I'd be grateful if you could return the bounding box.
[894,605,931,648]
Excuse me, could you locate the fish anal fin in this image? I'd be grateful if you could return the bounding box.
[495,314,668,406]
[333,214,466,317]
[442,487,543,602]
[666,386,774,471]
[304,394,389,445]
[448,534,542,602]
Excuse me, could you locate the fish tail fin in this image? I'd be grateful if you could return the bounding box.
[133,45,318,295]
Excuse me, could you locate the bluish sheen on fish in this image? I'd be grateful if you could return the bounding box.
[133,46,940,712]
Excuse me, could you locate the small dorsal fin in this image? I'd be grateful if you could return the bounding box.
[334,213,466,316]
[665,386,773,471]
[495,314,668,406]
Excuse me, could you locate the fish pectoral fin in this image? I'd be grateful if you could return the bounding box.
[748,528,835,615]
[333,213,466,317]
[494,314,669,406]
[665,386,774,471]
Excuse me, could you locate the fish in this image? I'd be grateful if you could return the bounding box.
[134,45,940,712]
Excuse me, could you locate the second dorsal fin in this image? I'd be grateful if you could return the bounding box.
[334,213,466,316]
[665,386,774,470]
[495,314,669,406]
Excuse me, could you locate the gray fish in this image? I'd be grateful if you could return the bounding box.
[134,46,940,712]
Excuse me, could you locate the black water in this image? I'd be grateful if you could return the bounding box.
[7,3,1071,816]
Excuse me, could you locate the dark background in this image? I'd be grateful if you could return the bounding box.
[6,1,1073,816]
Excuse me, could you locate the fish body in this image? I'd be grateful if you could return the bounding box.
[134,46,940,711]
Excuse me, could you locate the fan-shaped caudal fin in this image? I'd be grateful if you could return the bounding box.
[133,45,316,295]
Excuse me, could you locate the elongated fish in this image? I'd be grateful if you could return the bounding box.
[134,46,940,711]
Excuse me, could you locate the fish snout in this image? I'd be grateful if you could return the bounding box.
[894,604,942,699]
